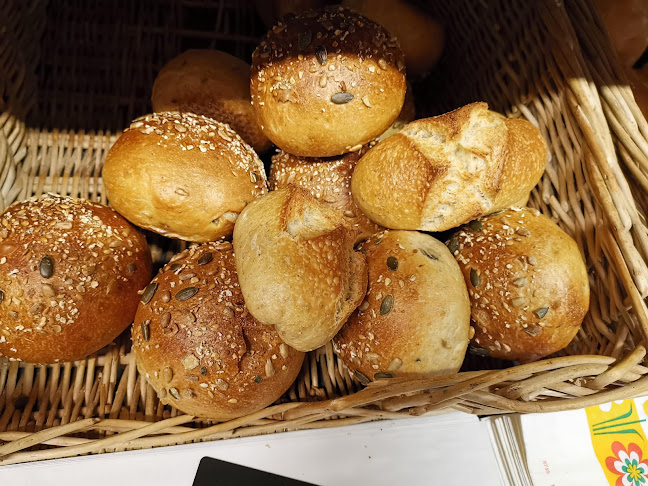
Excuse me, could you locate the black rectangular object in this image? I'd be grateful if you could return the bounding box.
[192,456,318,486]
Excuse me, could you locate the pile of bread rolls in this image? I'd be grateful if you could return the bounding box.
[0,4,591,420]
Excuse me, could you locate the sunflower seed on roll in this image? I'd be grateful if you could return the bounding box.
[451,207,590,362]
[103,111,268,243]
[132,241,304,420]
[233,186,368,352]
[250,5,406,157]
[0,194,152,363]
[334,230,471,381]
[269,146,382,243]
[351,102,547,232]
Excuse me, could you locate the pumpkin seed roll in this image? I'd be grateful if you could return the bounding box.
[132,241,304,419]
[0,194,152,363]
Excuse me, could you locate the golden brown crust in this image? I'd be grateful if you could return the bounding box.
[450,208,590,362]
[342,0,444,76]
[102,112,268,243]
[351,102,547,232]
[377,82,416,141]
[269,148,382,243]
[152,50,272,153]
[132,242,304,419]
[334,230,470,382]
[0,194,152,363]
[250,6,406,157]
[233,186,367,352]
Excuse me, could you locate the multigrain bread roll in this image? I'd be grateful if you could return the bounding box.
[0,194,152,363]
[334,230,471,382]
[269,147,382,243]
[377,82,416,142]
[103,112,267,242]
[152,50,271,153]
[251,6,406,157]
[132,242,304,419]
[233,186,367,352]
[351,102,547,232]
[597,0,648,67]
[450,208,590,362]
[342,0,444,76]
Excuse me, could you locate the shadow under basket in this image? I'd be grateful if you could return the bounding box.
[1,0,648,465]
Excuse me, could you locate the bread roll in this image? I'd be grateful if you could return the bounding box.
[132,241,304,419]
[103,112,268,243]
[342,0,444,76]
[152,50,271,154]
[334,230,470,382]
[233,186,367,352]
[597,0,648,67]
[377,82,416,142]
[450,208,589,362]
[0,194,152,363]
[251,6,406,157]
[269,147,382,243]
[351,102,547,232]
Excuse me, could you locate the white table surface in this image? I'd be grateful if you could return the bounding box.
[0,412,501,485]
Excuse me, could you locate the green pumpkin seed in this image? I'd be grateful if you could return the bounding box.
[380,294,394,315]
[469,346,490,357]
[39,255,54,278]
[141,282,158,304]
[128,263,138,273]
[169,263,182,272]
[201,367,207,376]
[315,44,327,65]
[524,325,542,337]
[168,387,180,400]
[468,220,483,232]
[176,286,199,301]
[198,252,213,265]
[447,237,459,254]
[374,372,393,379]
[534,307,549,319]
[355,370,370,385]
[470,268,482,287]
[141,320,151,342]
[0,290,4,303]
[254,375,263,384]
[386,256,398,271]
[331,92,353,104]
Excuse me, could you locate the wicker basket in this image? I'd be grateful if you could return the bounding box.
[0,0,647,466]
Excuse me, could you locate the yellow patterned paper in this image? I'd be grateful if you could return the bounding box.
[586,399,648,486]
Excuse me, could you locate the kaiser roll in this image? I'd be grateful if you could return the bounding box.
[250,6,406,157]
[351,102,547,232]
[0,194,152,363]
[450,208,590,362]
[232,186,368,352]
[269,147,382,243]
[103,112,268,243]
[334,230,471,382]
[132,241,304,419]
[152,50,271,153]
[342,0,444,76]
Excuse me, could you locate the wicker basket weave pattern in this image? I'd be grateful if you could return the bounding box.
[0,0,647,465]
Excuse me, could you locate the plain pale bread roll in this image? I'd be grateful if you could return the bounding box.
[250,6,406,157]
[132,242,304,419]
[103,112,267,243]
[269,148,382,243]
[152,50,271,153]
[334,230,471,382]
[351,102,547,232]
[450,208,590,362]
[342,0,444,76]
[233,186,367,352]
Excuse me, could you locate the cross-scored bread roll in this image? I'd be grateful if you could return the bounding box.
[132,242,304,419]
[250,6,406,157]
[334,230,471,383]
[0,194,152,363]
[232,186,368,352]
[450,208,590,362]
[103,112,268,242]
[269,147,382,243]
[152,50,271,153]
[351,102,547,232]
